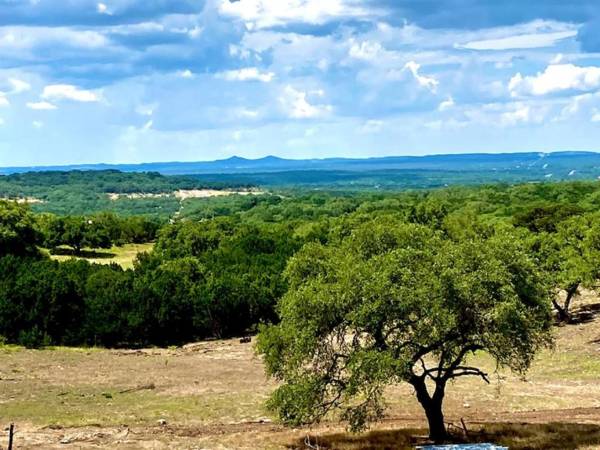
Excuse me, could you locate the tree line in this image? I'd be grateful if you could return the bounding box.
[0,201,298,347]
[37,212,160,254]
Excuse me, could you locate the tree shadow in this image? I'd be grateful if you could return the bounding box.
[569,302,600,325]
[50,247,116,259]
[290,422,600,450]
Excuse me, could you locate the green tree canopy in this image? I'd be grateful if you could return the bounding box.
[0,200,40,256]
[535,213,600,321]
[257,219,553,442]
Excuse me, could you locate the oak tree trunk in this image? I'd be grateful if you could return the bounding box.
[553,283,578,323]
[412,377,448,442]
[424,399,446,442]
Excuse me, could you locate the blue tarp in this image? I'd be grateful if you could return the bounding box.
[418,445,508,450]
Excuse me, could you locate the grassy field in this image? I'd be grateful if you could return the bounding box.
[46,242,154,269]
[1,294,600,449]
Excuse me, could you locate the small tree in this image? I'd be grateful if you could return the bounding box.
[0,200,40,256]
[536,214,600,322]
[257,220,552,442]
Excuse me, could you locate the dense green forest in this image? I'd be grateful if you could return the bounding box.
[0,170,252,218]
[4,165,600,219]
[2,179,600,348]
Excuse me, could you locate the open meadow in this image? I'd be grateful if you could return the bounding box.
[46,243,154,269]
[1,293,600,450]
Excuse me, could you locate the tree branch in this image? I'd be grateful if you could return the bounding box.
[445,366,490,384]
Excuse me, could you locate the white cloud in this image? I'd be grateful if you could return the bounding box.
[500,102,547,126]
[32,120,43,128]
[8,78,31,94]
[97,3,111,14]
[592,109,600,123]
[0,27,108,50]
[458,100,551,128]
[348,40,383,61]
[0,93,9,107]
[509,64,600,97]
[42,84,100,102]
[553,92,600,122]
[229,44,251,60]
[216,67,275,82]
[501,105,531,125]
[0,117,4,126]
[187,26,203,38]
[142,119,153,131]
[178,69,194,79]
[26,101,57,110]
[403,61,438,92]
[233,108,260,119]
[279,85,332,119]
[458,29,576,51]
[438,96,454,111]
[218,0,370,29]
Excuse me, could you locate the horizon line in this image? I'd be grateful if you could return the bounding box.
[2,149,599,172]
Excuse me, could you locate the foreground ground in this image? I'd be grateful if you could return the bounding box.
[1,293,600,449]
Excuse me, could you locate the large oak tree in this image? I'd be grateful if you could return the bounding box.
[257,219,553,442]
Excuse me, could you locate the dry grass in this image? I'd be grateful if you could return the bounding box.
[47,242,154,269]
[1,294,600,448]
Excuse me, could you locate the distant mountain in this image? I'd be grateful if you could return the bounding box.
[1,151,600,177]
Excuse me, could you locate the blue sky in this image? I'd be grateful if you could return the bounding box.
[1,0,600,166]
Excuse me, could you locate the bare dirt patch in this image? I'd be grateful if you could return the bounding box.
[174,189,264,200]
[107,193,169,200]
[0,196,45,204]
[107,189,264,201]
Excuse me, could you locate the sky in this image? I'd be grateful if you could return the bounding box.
[2,1,600,166]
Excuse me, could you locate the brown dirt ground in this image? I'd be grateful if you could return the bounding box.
[1,291,600,449]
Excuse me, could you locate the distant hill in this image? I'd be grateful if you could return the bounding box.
[2,151,600,176]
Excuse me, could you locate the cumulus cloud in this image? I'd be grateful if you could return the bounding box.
[348,40,383,61]
[403,61,438,92]
[178,69,194,78]
[8,78,31,94]
[438,96,454,111]
[279,85,332,119]
[96,2,111,15]
[26,101,57,110]
[42,84,101,102]
[218,0,370,29]
[509,64,600,97]
[0,93,9,107]
[216,67,275,82]
[500,102,547,126]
